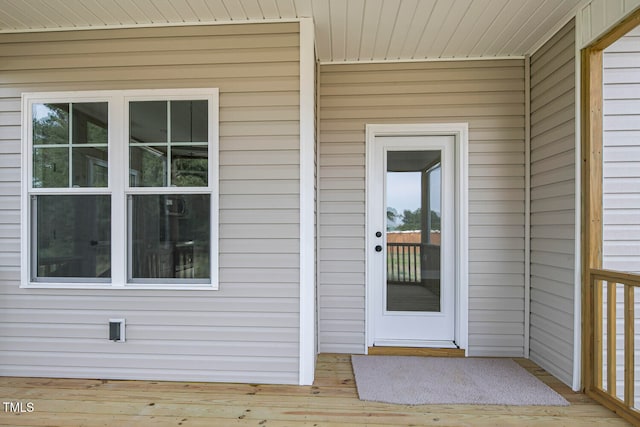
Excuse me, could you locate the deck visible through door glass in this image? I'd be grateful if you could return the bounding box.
[386,150,441,312]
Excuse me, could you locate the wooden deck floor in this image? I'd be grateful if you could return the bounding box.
[0,353,631,426]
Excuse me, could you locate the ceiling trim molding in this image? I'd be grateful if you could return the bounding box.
[319,56,526,66]
[0,17,305,34]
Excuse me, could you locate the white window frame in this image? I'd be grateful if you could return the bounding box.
[21,89,219,290]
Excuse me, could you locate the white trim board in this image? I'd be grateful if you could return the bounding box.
[524,55,532,359]
[318,56,525,66]
[298,17,316,386]
[364,123,469,355]
[21,88,220,291]
[572,15,582,393]
[0,18,306,34]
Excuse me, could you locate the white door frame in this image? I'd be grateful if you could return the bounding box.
[365,123,469,355]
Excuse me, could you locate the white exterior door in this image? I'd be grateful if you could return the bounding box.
[369,135,456,347]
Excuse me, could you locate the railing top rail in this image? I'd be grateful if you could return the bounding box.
[590,268,640,287]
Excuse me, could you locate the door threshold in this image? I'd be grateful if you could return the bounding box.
[368,346,465,357]
[373,339,458,348]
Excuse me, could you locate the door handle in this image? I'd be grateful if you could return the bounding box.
[375,245,382,252]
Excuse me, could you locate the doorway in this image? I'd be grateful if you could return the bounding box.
[365,124,468,352]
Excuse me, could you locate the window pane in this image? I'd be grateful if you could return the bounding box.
[34,195,111,280]
[72,102,108,144]
[130,194,210,280]
[172,146,208,187]
[129,146,167,187]
[33,147,69,188]
[130,101,167,143]
[72,147,108,187]
[33,103,69,145]
[171,100,208,142]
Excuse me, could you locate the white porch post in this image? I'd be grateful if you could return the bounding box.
[299,17,316,386]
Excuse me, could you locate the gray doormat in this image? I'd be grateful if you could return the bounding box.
[351,355,569,406]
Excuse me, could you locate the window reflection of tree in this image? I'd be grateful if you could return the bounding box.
[32,102,111,280]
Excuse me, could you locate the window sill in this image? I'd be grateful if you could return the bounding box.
[21,282,218,291]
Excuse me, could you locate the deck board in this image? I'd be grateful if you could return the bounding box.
[0,354,631,426]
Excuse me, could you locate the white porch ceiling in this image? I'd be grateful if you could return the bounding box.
[0,0,585,62]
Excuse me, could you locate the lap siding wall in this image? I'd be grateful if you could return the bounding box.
[318,59,526,356]
[529,18,576,387]
[0,22,301,384]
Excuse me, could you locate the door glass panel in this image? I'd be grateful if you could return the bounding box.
[386,150,441,312]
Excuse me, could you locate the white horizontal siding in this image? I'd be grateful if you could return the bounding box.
[602,31,640,404]
[318,59,526,356]
[0,22,301,384]
[529,18,576,387]
[603,28,640,274]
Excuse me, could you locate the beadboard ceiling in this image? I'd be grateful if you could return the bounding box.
[0,0,586,62]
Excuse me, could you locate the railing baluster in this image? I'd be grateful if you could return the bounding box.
[407,244,412,282]
[594,276,603,391]
[404,244,408,282]
[413,245,420,282]
[396,245,399,281]
[395,245,399,282]
[388,245,393,282]
[389,245,393,282]
[400,245,404,282]
[385,243,423,284]
[588,269,640,424]
[393,245,396,282]
[407,245,411,282]
[624,284,634,407]
[392,245,396,282]
[403,245,407,282]
[607,280,616,396]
